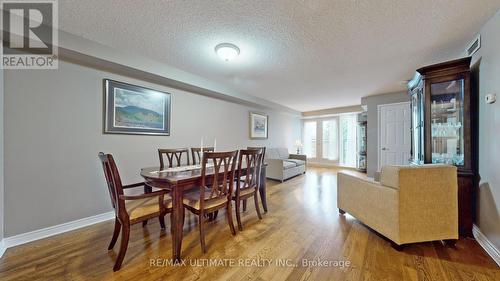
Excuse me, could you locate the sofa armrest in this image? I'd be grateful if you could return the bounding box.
[288,154,307,162]
[266,158,284,165]
[265,158,284,181]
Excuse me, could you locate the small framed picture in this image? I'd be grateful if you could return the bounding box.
[103,79,171,135]
[249,112,268,139]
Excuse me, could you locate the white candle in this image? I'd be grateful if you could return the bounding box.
[214,138,217,152]
[201,137,204,160]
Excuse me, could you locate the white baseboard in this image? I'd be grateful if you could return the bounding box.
[0,239,5,258]
[473,224,500,267]
[0,211,114,258]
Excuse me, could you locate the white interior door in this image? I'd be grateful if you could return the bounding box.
[378,102,411,170]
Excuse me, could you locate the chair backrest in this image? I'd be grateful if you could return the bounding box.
[381,164,457,188]
[380,164,458,237]
[191,147,215,165]
[98,152,126,217]
[247,146,266,186]
[199,151,238,210]
[247,146,266,163]
[237,149,263,197]
[158,148,190,168]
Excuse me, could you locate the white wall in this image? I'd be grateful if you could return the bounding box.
[3,59,300,236]
[0,68,4,243]
[470,9,500,251]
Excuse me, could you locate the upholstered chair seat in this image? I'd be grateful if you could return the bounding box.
[183,189,228,211]
[126,197,173,223]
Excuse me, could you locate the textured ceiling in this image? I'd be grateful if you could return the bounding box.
[58,0,500,112]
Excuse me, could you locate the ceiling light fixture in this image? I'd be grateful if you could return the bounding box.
[215,43,240,61]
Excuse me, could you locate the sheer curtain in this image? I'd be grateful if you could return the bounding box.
[339,114,357,167]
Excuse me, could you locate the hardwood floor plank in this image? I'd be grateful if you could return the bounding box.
[0,167,497,280]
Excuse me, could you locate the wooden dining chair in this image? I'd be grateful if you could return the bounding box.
[247,146,266,161]
[182,151,238,253]
[158,148,190,168]
[244,146,266,211]
[233,149,263,230]
[98,152,172,271]
[191,147,215,165]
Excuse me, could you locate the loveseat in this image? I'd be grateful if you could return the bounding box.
[337,164,458,247]
[265,148,306,182]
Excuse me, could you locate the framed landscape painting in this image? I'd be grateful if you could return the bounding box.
[249,112,268,139]
[104,79,171,135]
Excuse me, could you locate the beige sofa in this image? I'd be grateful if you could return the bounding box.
[265,148,306,182]
[337,165,458,247]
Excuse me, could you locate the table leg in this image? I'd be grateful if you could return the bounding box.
[259,166,268,213]
[170,184,184,262]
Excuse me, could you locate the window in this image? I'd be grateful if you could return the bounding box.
[303,121,317,158]
[302,113,358,167]
[322,119,338,160]
[339,114,357,167]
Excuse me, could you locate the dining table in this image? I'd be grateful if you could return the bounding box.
[140,162,267,261]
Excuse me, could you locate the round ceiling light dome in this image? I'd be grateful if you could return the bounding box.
[215,43,240,61]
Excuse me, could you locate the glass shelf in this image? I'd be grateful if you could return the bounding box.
[430,79,465,166]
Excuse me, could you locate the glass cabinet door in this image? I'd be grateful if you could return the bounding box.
[357,123,366,155]
[430,79,465,166]
[410,89,424,164]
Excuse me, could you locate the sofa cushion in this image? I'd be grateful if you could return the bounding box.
[266,148,280,160]
[277,148,289,159]
[380,166,400,189]
[283,161,297,169]
[285,159,305,166]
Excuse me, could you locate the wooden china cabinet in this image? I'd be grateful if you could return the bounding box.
[407,57,478,237]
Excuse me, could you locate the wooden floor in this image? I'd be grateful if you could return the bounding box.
[0,167,498,281]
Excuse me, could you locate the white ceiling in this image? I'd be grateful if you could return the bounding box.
[58,0,500,112]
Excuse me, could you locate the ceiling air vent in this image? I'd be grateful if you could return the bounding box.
[466,35,481,56]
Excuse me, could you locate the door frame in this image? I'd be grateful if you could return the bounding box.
[377,101,411,172]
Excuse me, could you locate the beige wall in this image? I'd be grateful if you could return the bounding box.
[470,9,500,250]
[3,59,300,236]
[361,92,410,177]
